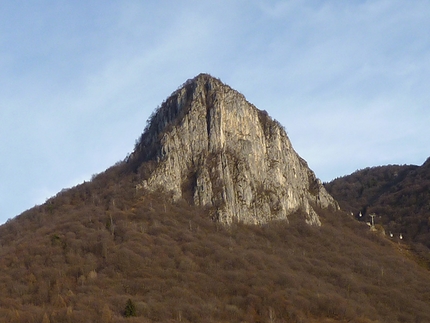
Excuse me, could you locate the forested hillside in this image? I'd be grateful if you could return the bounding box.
[1,161,430,323]
[325,158,430,266]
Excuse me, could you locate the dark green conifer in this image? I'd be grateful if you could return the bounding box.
[124,298,136,317]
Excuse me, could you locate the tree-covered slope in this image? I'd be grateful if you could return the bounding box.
[325,158,430,268]
[1,162,430,323]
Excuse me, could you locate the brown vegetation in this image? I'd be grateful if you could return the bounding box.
[0,160,430,322]
[325,159,430,267]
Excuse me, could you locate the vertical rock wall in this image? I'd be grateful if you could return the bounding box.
[132,74,338,225]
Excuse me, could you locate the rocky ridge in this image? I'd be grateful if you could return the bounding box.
[130,74,338,225]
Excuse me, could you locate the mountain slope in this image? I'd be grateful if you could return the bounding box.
[1,167,430,323]
[325,158,430,248]
[0,75,430,322]
[129,74,337,225]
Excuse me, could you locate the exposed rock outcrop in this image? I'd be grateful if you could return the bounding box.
[130,74,338,225]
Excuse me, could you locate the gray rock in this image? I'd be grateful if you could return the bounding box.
[131,74,338,225]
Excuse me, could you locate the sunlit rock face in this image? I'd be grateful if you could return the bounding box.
[131,74,338,225]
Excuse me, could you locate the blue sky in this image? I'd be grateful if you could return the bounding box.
[1,0,429,224]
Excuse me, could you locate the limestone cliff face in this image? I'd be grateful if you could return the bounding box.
[131,74,338,225]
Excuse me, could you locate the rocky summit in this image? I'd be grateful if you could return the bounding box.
[130,74,338,225]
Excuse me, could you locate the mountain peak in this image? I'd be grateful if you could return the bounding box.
[130,74,338,225]
[190,72,219,82]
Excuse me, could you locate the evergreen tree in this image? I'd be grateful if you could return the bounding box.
[124,298,136,317]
